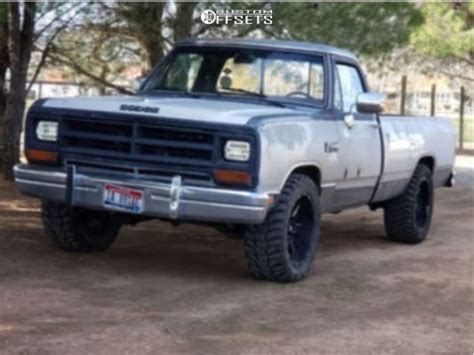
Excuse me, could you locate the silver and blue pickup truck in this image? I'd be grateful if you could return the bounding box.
[15,38,456,282]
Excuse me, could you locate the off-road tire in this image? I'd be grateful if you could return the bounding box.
[42,201,121,252]
[384,164,434,244]
[244,174,321,283]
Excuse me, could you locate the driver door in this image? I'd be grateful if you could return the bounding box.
[332,62,382,208]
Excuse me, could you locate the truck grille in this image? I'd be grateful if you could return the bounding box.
[60,116,217,185]
[61,118,215,165]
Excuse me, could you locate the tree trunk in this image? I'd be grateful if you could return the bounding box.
[2,2,36,180]
[2,80,26,180]
[116,3,166,69]
[0,75,7,174]
[173,3,196,43]
[137,3,165,69]
[0,2,9,173]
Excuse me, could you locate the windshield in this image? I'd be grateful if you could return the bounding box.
[141,47,326,107]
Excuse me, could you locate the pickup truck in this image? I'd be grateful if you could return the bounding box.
[14,38,456,283]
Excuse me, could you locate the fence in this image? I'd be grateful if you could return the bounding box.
[25,78,474,154]
[27,80,103,100]
[382,75,473,154]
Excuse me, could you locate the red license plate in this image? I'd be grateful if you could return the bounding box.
[103,183,144,214]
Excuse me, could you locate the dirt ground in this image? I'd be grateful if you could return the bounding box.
[0,159,472,355]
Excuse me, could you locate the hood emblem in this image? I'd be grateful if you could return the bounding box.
[120,104,159,114]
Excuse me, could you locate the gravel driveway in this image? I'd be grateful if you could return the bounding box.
[0,158,472,354]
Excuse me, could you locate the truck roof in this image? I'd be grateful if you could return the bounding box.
[176,38,357,61]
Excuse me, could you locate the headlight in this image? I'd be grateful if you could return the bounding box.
[36,121,58,142]
[224,140,251,162]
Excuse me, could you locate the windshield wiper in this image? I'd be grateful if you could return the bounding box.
[145,88,288,108]
[254,97,288,108]
[220,87,262,97]
[218,88,287,108]
[144,89,202,98]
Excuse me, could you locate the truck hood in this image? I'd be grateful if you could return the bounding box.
[41,95,306,126]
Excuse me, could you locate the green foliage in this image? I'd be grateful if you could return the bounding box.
[0,3,7,26]
[114,2,166,66]
[269,3,423,56]
[411,2,474,64]
[48,1,427,91]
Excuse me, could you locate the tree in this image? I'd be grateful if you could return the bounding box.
[413,2,473,66]
[0,2,84,179]
[269,3,423,56]
[1,2,36,180]
[50,2,423,94]
[49,27,139,95]
[411,2,474,82]
[0,3,8,172]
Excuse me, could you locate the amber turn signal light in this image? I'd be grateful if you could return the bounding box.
[214,169,252,186]
[25,149,58,164]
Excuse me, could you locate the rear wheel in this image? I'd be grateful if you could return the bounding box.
[384,164,434,244]
[42,201,121,252]
[243,174,320,282]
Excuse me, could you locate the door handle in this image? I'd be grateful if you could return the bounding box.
[344,114,355,129]
[368,122,379,129]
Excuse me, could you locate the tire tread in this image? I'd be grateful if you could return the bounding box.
[244,174,320,282]
[384,164,433,244]
[41,201,120,252]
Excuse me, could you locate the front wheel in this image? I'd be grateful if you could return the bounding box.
[243,174,321,282]
[384,164,434,244]
[42,202,122,252]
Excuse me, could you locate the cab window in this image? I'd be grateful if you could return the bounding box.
[162,53,203,91]
[335,63,365,112]
[217,56,261,94]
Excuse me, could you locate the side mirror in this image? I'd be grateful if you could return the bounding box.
[356,92,385,114]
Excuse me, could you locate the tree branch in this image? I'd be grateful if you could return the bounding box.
[449,54,474,67]
[438,68,474,82]
[49,53,134,95]
[34,2,84,42]
[27,16,74,94]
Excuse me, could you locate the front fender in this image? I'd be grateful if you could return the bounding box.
[254,117,340,195]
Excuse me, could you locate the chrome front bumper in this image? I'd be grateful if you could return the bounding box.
[14,164,272,224]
